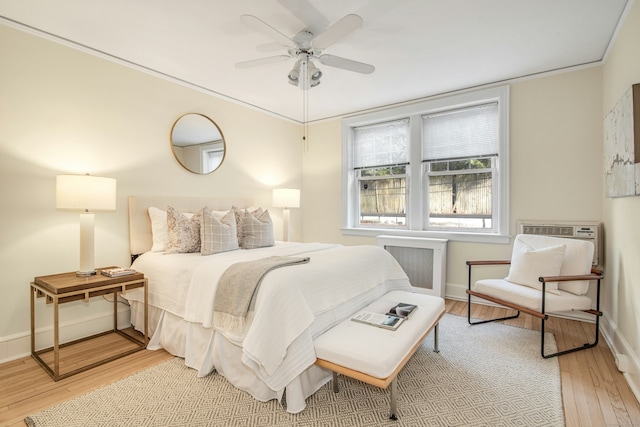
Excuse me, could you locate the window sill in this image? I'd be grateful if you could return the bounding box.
[340,227,511,244]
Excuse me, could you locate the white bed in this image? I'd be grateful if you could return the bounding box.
[123,195,413,413]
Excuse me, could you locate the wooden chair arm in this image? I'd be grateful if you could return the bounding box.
[466,260,511,266]
[539,270,605,283]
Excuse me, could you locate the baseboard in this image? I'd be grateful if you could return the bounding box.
[600,311,640,405]
[0,306,132,364]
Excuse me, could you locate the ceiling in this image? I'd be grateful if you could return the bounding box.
[0,0,630,123]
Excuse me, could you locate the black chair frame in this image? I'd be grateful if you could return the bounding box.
[466,260,604,358]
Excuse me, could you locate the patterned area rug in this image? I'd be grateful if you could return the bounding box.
[25,314,564,427]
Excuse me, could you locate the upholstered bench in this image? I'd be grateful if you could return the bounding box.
[314,290,446,420]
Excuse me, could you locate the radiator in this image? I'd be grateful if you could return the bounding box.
[377,236,448,298]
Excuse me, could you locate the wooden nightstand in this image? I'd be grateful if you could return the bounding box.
[30,268,148,381]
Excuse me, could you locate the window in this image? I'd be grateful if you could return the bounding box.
[203,147,224,172]
[354,120,409,227]
[423,103,498,231]
[342,86,509,243]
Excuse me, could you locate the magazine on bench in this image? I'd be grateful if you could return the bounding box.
[387,302,418,319]
[351,299,418,330]
[351,311,404,330]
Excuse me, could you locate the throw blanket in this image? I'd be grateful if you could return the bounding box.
[213,256,310,334]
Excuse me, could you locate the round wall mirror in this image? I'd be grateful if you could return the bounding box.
[170,113,226,174]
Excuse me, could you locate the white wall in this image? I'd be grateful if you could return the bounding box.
[303,68,604,297]
[601,0,640,400]
[0,24,302,361]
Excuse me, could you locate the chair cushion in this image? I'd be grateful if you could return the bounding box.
[513,234,594,295]
[474,279,593,313]
[505,242,565,294]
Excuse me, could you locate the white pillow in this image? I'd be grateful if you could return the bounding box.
[557,239,593,295]
[510,234,594,295]
[201,208,239,255]
[149,207,188,252]
[505,242,566,294]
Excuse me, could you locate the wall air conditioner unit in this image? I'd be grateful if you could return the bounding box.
[517,220,602,266]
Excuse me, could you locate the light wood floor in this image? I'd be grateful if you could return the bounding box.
[1,300,639,427]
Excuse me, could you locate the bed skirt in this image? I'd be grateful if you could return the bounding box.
[129,302,333,413]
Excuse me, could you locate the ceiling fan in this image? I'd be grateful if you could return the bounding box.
[236,12,375,90]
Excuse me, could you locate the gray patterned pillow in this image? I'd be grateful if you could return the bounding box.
[201,208,239,255]
[165,205,203,254]
[241,209,274,249]
[232,206,263,247]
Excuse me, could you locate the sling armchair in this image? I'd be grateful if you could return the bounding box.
[466,234,604,358]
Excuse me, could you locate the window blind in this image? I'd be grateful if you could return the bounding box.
[422,103,498,161]
[354,119,409,168]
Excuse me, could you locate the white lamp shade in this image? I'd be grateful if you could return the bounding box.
[56,175,117,212]
[272,188,300,208]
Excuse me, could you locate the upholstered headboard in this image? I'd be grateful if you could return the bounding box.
[128,195,254,256]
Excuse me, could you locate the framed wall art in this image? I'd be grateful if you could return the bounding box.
[604,83,640,198]
[604,84,640,197]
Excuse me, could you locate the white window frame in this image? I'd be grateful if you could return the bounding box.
[341,85,510,244]
[202,145,224,172]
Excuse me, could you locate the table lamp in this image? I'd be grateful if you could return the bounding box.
[272,188,300,242]
[56,174,117,276]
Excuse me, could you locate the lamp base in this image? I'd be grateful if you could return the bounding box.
[78,212,96,278]
[76,270,97,277]
[283,208,291,242]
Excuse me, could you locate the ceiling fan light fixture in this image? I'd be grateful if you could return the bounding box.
[307,61,322,81]
[288,60,301,84]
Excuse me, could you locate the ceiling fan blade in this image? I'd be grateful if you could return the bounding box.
[318,54,375,74]
[312,14,363,51]
[256,42,287,53]
[241,14,295,48]
[275,0,329,34]
[235,55,291,69]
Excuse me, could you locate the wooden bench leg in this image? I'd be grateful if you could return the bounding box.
[332,371,400,420]
[434,323,440,353]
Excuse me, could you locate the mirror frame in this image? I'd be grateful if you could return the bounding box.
[170,113,226,174]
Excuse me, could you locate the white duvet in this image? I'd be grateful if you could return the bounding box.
[125,242,412,407]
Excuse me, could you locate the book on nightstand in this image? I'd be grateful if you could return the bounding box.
[100,267,137,277]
